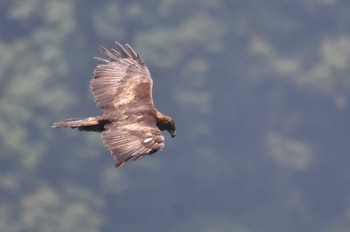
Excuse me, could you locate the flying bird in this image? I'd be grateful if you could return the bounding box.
[52,41,176,167]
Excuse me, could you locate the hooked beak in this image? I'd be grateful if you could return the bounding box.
[170,130,176,138]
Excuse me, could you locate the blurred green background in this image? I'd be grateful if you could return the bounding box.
[1,0,350,231]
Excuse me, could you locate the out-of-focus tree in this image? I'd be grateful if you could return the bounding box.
[1,0,350,232]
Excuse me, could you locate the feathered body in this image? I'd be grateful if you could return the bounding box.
[52,41,176,167]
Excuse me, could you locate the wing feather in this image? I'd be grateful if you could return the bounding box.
[114,41,131,58]
[91,42,153,115]
[125,44,138,60]
[102,123,165,167]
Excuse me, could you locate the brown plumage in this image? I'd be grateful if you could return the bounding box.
[52,41,176,167]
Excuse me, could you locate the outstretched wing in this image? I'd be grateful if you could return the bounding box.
[91,41,154,115]
[102,120,165,167]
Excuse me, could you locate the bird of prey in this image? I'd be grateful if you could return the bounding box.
[52,41,176,167]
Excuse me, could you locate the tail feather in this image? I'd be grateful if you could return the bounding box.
[52,116,110,132]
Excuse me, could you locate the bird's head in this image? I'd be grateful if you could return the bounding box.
[167,119,176,138]
[155,111,176,138]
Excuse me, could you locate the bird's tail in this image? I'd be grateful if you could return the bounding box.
[52,116,110,132]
